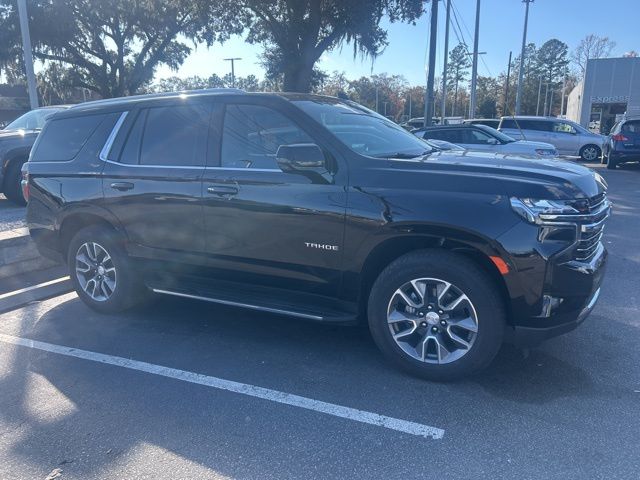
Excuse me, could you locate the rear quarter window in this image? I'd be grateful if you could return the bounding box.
[30,113,107,162]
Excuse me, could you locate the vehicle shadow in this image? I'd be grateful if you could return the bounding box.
[2,289,632,477]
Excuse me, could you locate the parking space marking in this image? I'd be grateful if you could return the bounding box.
[0,333,445,439]
[0,276,70,300]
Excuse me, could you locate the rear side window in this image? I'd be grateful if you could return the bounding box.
[500,119,516,129]
[423,129,464,144]
[622,121,640,134]
[118,103,210,167]
[518,120,553,132]
[31,114,106,162]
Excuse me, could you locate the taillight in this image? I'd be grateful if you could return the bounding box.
[21,170,29,202]
[612,134,629,142]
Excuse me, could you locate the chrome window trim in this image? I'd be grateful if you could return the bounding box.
[101,158,205,170]
[99,111,128,162]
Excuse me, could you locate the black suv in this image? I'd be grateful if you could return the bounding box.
[0,106,68,205]
[25,90,610,380]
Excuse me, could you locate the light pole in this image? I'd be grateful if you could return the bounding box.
[441,0,452,121]
[469,0,481,119]
[223,57,242,88]
[17,0,38,109]
[423,0,439,127]
[536,76,543,116]
[515,0,534,115]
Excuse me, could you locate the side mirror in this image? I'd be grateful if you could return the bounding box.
[276,144,330,180]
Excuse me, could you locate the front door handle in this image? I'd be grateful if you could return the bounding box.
[110,181,134,191]
[207,185,239,196]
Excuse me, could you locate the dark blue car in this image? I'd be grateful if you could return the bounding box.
[604,117,640,169]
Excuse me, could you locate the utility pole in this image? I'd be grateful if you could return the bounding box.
[469,0,481,119]
[17,0,38,109]
[536,76,543,115]
[504,51,512,115]
[440,0,452,121]
[560,69,567,117]
[407,92,412,119]
[515,0,534,115]
[543,82,550,116]
[383,101,388,117]
[423,0,438,127]
[223,57,242,88]
[375,86,379,113]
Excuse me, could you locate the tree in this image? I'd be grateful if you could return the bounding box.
[572,34,616,76]
[233,0,424,93]
[475,76,500,118]
[536,39,569,115]
[0,0,238,98]
[623,50,639,58]
[447,44,471,116]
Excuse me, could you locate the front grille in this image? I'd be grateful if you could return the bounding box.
[540,193,610,263]
[573,194,610,262]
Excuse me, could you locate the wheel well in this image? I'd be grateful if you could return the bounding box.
[358,236,511,319]
[2,154,28,189]
[59,214,117,258]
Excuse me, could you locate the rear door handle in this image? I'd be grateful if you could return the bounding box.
[207,185,239,196]
[110,182,134,191]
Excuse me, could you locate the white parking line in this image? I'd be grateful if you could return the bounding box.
[0,276,70,300]
[0,333,445,439]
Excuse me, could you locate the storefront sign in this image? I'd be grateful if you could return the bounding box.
[590,95,630,103]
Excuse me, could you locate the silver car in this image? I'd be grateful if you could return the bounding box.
[413,124,558,159]
[498,116,605,161]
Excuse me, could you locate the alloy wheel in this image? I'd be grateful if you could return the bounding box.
[75,242,117,302]
[387,278,479,364]
[582,146,599,161]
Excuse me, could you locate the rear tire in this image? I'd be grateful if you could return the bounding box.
[68,225,146,313]
[3,159,27,206]
[579,144,601,162]
[367,250,505,381]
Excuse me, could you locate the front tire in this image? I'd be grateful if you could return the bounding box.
[367,250,505,381]
[3,159,27,206]
[606,154,618,169]
[68,225,145,313]
[579,144,601,162]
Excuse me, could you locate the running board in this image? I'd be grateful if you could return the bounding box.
[152,288,325,321]
[147,276,358,324]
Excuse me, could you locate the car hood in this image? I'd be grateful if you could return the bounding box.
[511,140,556,150]
[0,128,38,139]
[380,150,606,200]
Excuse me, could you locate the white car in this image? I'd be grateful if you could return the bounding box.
[413,124,558,159]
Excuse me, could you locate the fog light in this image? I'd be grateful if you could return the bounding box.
[540,295,564,318]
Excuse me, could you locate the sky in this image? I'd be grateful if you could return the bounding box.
[155,0,639,86]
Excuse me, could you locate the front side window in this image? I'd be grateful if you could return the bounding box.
[221,104,313,169]
[519,120,553,132]
[465,129,494,145]
[293,98,434,158]
[553,122,577,134]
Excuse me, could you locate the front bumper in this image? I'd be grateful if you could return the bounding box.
[507,287,601,346]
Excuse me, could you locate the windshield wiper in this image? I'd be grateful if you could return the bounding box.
[376,150,435,159]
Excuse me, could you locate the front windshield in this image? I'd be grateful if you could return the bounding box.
[293,98,436,158]
[476,124,516,143]
[4,108,64,131]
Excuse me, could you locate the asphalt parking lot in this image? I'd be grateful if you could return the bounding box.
[0,163,638,480]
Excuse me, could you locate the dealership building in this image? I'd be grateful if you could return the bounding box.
[566,56,640,134]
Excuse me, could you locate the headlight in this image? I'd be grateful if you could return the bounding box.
[535,149,557,157]
[510,198,580,224]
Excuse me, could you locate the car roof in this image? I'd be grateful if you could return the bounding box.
[499,116,560,121]
[62,89,345,116]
